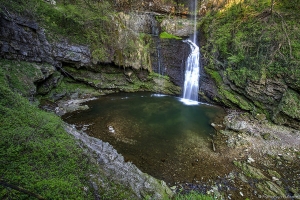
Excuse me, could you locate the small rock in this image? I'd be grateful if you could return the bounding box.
[108,126,115,133]
[247,157,255,163]
[170,186,176,190]
[255,113,266,121]
[282,154,294,162]
[275,180,282,186]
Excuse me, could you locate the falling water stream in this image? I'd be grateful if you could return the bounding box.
[181,0,200,105]
[181,40,200,103]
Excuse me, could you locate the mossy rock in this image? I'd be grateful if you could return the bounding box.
[0,59,55,97]
[256,181,286,197]
[278,89,300,120]
[261,133,271,140]
[37,71,62,95]
[233,161,267,180]
[159,31,182,40]
[267,170,281,179]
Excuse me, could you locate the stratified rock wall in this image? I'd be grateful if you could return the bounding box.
[0,13,91,67]
[0,8,195,97]
[0,13,53,64]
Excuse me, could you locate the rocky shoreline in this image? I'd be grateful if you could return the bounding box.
[64,123,173,199]
[176,109,300,199]
[56,96,299,199]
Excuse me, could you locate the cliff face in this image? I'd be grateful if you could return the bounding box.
[1,0,299,129]
[0,0,197,99]
[199,1,300,129]
[0,13,91,66]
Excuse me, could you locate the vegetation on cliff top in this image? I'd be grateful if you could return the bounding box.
[0,0,152,66]
[200,0,300,119]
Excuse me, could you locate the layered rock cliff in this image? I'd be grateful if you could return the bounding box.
[0,1,196,99]
[1,0,300,129]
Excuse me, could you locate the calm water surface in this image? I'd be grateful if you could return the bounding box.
[63,92,226,184]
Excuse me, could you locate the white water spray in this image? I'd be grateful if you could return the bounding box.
[181,0,200,105]
[182,40,200,103]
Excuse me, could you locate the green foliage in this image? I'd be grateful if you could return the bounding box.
[160,31,182,40]
[0,61,136,199]
[0,0,115,62]
[200,0,300,112]
[149,72,170,80]
[202,0,300,74]
[0,69,92,199]
[205,68,223,85]
[0,59,51,97]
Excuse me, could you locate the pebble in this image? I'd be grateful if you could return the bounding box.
[170,186,176,190]
[247,157,255,163]
[108,126,115,133]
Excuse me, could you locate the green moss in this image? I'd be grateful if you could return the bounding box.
[149,72,170,80]
[278,89,300,119]
[0,59,54,97]
[173,191,215,200]
[205,68,223,86]
[233,161,267,180]
[256,181,286,197]
[159,31,182,40]
[0,59,139,199]
[0,69,93,199]
[221,90,252,110]
[46,77,102,99]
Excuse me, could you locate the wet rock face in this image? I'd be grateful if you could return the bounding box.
[151,38,190,87]
[0,13,53,64]
[161,18,194,37]
[52,41,91,67]
[245,79,287,105]
[118,12,157,35]
[223,75,300,128]
[199,66,219,103]
[0,13,91,67]
[0,13,91,97]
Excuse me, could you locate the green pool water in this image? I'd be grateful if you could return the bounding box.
[63,92,227,184]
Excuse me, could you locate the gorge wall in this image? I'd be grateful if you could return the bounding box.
[1,0,300,129]
[198,1,300,129]
[0,3,195,99]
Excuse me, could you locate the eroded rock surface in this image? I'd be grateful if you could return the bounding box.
[65,125,173,199]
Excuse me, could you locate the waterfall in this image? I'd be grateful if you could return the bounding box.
[182,40,200,102]
[181,0,200,105]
